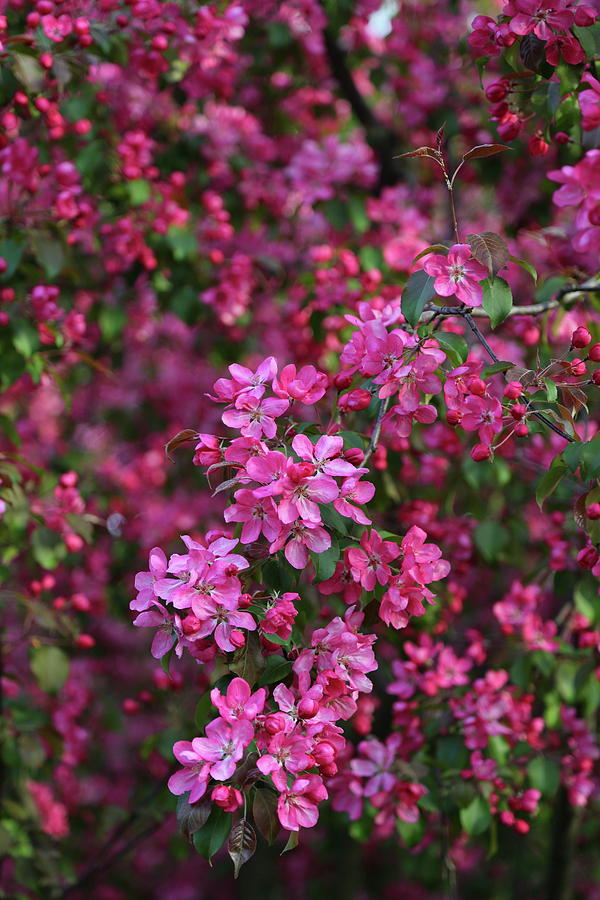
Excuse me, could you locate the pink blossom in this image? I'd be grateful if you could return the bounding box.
[273,770,328,831]
[222,388,289,439]
[224,489,280,543]
[41,14,73,42]
[504,0,574,40]
[272,364,328,404]
[292,433,358,477]
[347,529,398,591]
[27,780,69,838]
[579,74,600,132]
[261,593,299,640]
[257,731,314,776]
[423,244,488,308]
[333,476,375,525]
[211,785,243,812]
[131,546,168,611]
[168,741,211,802]
[210,677,267,722]
[275,466,339,524]
[192,595,256,652]
[191,717,254,781]
[270,520,331,569]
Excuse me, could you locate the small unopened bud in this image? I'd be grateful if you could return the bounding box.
[446,409,462,426]
[471,443,491,462]
[586,503,600,520]
[571,327,591,349]
[229,629,246,648]
[577,546,600,569]
[297,698,319,719]
[503,381,522,400]
[510,404,527,420]
[467,376,486,396]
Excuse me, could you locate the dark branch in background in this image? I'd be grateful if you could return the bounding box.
[321,27,403,191]
[423,283,600,319]
[363,396,390,464]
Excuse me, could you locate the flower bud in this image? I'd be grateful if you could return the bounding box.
[571,327,591,349]
[485,80,509,102]
[586,503,600,520]
[503,381,522,400]
[75,634,95,649]
[297,697,319,719]
[446,409,462,426]
[588,343,600,362]
[182,614,202,636]
[288,461,315,482]
[338,388,372,412]
[467,376,486,396]
[343,447,365,465]
[528,133,549,156]
[471,443,491,462]
[123,698,141,714]
[510,403,526,420]
[212,785,243,812]
[229,629,246,648]
[514,423,529,437]
[593,370,600,386]
[577,546,600,569]
[568,358,587,377]
[312,742,336,766]
[333,371,354,391]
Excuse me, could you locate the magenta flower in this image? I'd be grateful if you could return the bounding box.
[347,529,398,592]
[131,546,168,611]
[210,677,267,723]
[292,433,358,476]
[222,388,289,439]
[260,593,299,640]
[223,489,280,543]
[257,732,314,777]
[272,771,328,831]
[192,595,256,652]
[460,394,503,445]
[270,521,331,569]
[505,0,574,40]
[167,740,211,802]
[276,469,339,524]
[351,735,402,796]
[579,74,600,132]
[273,364,328,404]
[333,477,374,525]
[423,244,488,308]
[191,717,254,781]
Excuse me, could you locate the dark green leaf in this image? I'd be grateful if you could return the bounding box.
[482,277,512,328]
[481,360,514,377]
[311,538,340,581]
[460,795,491,836]
[401,270,436,326]
[253,789,280,844]
[536,457,567,508]
[436,332,469,367]
[192,806,232,860]
[527,757,559,797]
[259,654,293,686]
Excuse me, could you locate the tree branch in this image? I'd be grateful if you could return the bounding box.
[422,282,600,320]
[363,397,390,464]
[321,27,402,190]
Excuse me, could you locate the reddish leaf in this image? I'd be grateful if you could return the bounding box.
[467,232,510,277]
[165,429,198,461]
[574,494,587,530]
[228,819,256,878]
[176,794,212,843]
[253,789,280,844]
[462,144,510,161]
[394,146,439,160]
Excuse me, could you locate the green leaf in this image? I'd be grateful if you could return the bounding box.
[253,789,280,844]
[508,255,537,282]
[460,796,491,836]
[473,520,509,563]
[281,830,299,854]
[436,735,468,769]
[348,195,369,234]
[319,503,349,535]
[536,457,567,508]
[31,527,67,569]
[436,332,469,367]
[574,579,600,624]
[401,270,436,326]
[311,538,340,582]
[543,378,558,402]
[194,692,213,730]
[563,441,584,472]
[192,806,232,860]
[127,179,151,205]
[259,654,293,686]
[230,631,265,687]
[30,646,69,693]
[527,757,559,797]
[99,306,127,342]
[481,360,514,378]
[34,238,65,278]
[0,240,24,280]
[12,321,39,358]
[482,277,512,328]
[166,226,197,261]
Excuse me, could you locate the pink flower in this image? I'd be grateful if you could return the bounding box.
[273,364,328,404]
[224,489,280,543]
[579,74,600,132]
[260,593,299,640]
[210,677,267,722]
[504,0,574,40]
[270,521,331,569]
[351,735,402,796]
[423,244,488,308]
[191,717,254,781]
[212,356,277,402]
[333,476,375,525]
[347,529,398,591]
[168,741,211,802]
[192,595,256,652]
[292,433,358,477]
[460,394,503,445]
[257,731,314,776]
[273,771,328,831]
[41,14,73,42]
[276,466,339,524]
[131,547,168,611]
[211,785,243,812]
[222,388,289,439]
[27,781,69,838]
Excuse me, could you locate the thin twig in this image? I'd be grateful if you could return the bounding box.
[422,282,600,321]
[363,397,390,464]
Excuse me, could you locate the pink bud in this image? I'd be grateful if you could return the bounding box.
[446,409,462,426]
[230,629,246,648]
[577,547,600,569]
[211,785,243,812]
[588,343,600,362]
[471,443,491,462]
[297,698,319,719]
[467,376,486,396]
[333,371,354,391]
[586,503,600,520]
[338,388,372,412]
[510,404,526,420]
[75,634,95,649]
[123,698,141,715]
[571,327,591,349]
[568,358,587,377]
[503,381,522,400]
[343,447,365,465]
